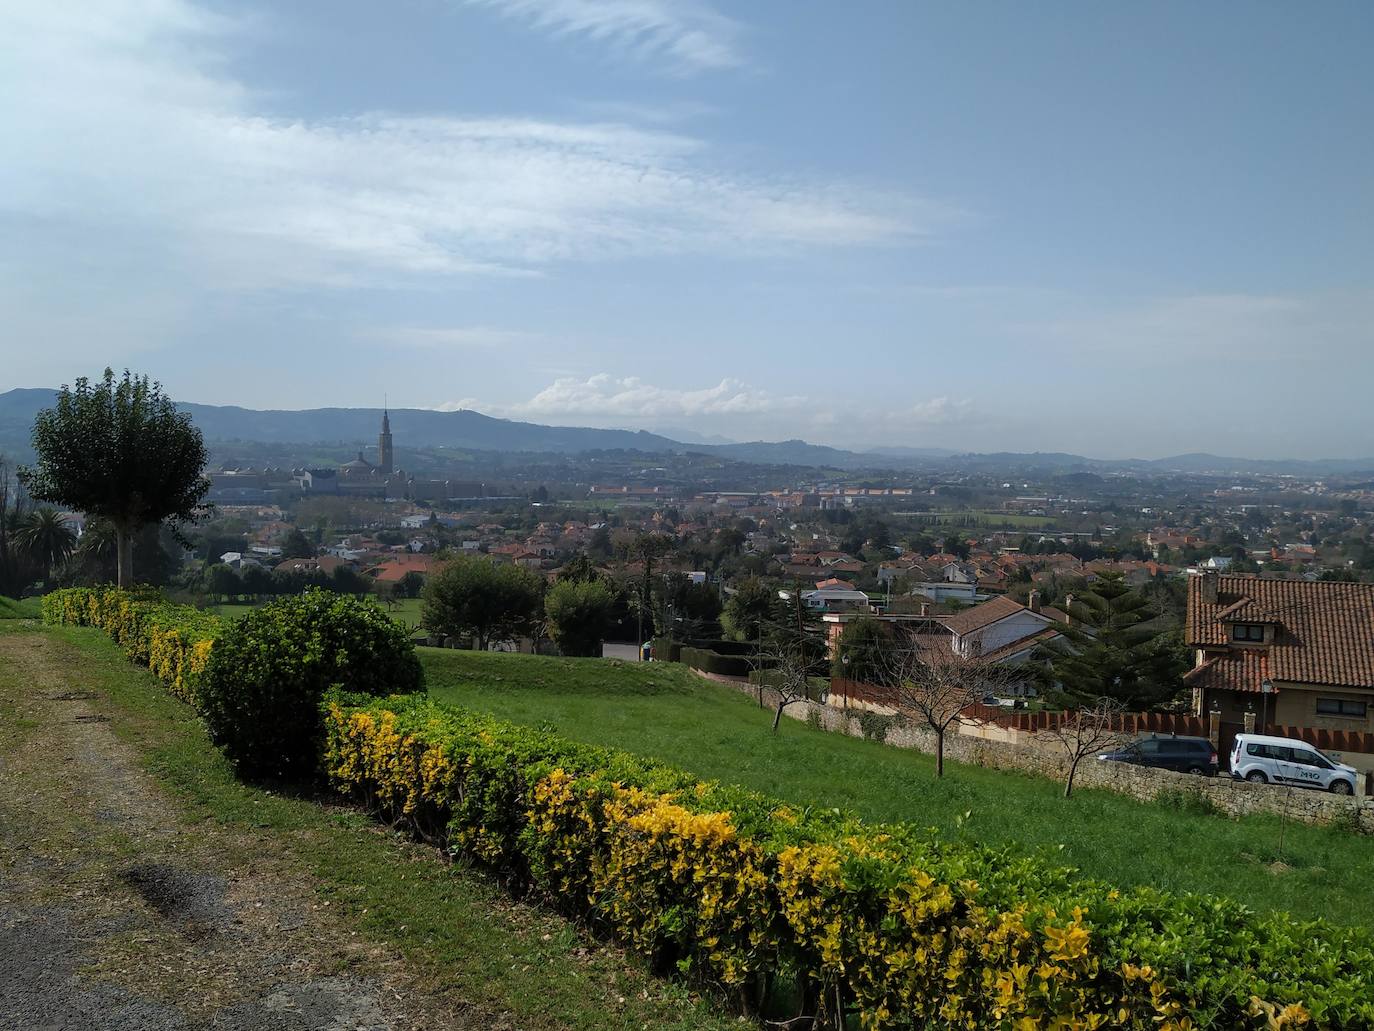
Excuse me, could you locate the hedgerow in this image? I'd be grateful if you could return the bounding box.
[323,692,1374,1030]
[44,587,1374,1028]
[42,585,219,703]
[200,589,423,778]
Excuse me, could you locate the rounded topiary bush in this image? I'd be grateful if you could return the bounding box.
[200,589,423,779]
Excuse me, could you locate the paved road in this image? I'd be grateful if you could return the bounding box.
[601,641,644,662]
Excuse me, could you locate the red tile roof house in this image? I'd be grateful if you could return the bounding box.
[940,592,1069,665]
[815,577,857,591]
[829,592,1068,705]
[365,554,439,583]
[1184,571,1374,751]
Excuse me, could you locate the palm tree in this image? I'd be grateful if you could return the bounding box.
[16,508,77,582]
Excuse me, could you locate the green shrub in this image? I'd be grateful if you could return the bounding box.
[201,589,422,779]
[324,691,1374,1029]
[857,710,895,743]
[679,645,752,677]
[43,585,219,702]
[544,578,615,657]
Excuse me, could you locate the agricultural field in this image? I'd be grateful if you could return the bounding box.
[423,647,1374,928]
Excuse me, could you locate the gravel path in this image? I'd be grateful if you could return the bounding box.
[0,629,479,1031]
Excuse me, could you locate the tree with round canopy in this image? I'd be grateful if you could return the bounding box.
[20,370,209,587]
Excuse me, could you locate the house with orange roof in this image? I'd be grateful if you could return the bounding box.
[365,554,439,584]
[1185,571,1374,739]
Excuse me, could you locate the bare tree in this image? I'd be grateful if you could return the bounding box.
[769,646,818,736]
[1046,697,1127,798]
[756,637,821,733]
[880,635,1014,777]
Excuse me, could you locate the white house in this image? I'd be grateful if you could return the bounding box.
[910,580,982,604]
[941,592,1068,660]
[779,586,871,613]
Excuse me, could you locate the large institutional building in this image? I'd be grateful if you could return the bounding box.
[326,409,485,502]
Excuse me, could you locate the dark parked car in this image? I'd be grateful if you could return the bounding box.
[1097,735,1218,776]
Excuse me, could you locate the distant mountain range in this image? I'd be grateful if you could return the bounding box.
[2,387,1373,476]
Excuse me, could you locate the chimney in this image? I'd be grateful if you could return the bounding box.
[1064,594,1074,627]
[1201,568,1219,605]
[1028,589,1041,613]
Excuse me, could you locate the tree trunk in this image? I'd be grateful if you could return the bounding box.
[115,524,133,588]
[935,729,945,777]
[772,700,785,733]
[1064,761,1078,798]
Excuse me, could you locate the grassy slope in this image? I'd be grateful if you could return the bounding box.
[423,647,1374,928]
[0,596,41,619]
[2,621,731,1031]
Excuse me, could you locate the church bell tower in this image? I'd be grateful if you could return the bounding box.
[378,405,394,475]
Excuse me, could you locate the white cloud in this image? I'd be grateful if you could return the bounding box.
[423,373,992,450]
[466,0,745,73]
[0,2,929,295]
[513,373,804,419]
[907,396,973,425]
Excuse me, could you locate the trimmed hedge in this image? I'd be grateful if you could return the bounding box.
[679,645,753,678]
[200,590,423,779]
[650,635,681,663]
[324,692,1372,1030]
[45,587,1374,1027]
[42,586,220,703]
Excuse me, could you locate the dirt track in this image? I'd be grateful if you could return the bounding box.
[0,628,477,1031]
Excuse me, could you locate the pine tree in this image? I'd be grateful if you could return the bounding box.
[1037,572,1189,710]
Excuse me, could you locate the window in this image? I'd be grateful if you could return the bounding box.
[1160,739,1205,755]
[1316,698,1368,719]
[1247,743,1295,761]
[1231,623,1265,642]
[1135,739,1160,756]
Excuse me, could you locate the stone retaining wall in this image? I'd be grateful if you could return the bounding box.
[698,670,1374,833]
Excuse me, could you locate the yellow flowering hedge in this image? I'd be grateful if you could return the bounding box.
[323,693,1374,1030]
[41,588,1374,1028]
[43,585,220,703]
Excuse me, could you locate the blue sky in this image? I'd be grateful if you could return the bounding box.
[2,1,1371,458]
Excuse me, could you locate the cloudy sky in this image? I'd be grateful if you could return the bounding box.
[2,1,1371,458]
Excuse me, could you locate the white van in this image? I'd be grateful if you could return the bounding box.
[1230,734,1358,795]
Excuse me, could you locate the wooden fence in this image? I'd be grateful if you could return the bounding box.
[958,703,1209,737]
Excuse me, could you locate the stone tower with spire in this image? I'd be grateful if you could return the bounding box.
[377,405,394,475]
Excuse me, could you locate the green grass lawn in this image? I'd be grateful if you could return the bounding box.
[0,595,41,619]
[423,647,1374,928]
[211,596,425,627]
